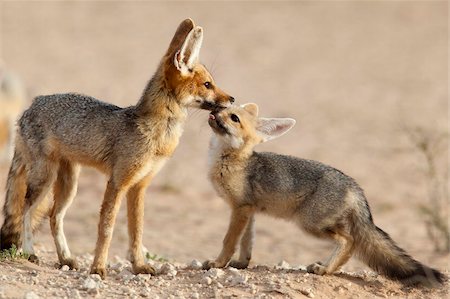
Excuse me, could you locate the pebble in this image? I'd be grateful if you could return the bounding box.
[188,259,203,270]
[82,277,99,292]
[139,288,151,297]
[159,263,177,277]
[111,261,127,273]
[60,265,70,271]
[205,268,224,279]
[276,260,290,269]
[202,276,212,285]
[232,273,248,285]
[300,288,315,298]
[118,269,134,281]
[191,293,200,299]
[24,291,40,299]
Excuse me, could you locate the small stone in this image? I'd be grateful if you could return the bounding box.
[276,260,290,269]
[24,291,40,299]
[206,268,224,279]
[82,277,99,291]
[230,273,248,285]
[202,276,212,285]
[60,265,70,271]
[300,288,314,298]
[139,288,151,297]
[191,293,200,299]
[118,269,134,280]
[188,259,203,270]
[159,263,177,277]
[111,261,127,273]
[133,274,150,283]
[228,267,240,275]
[89,274,102,282]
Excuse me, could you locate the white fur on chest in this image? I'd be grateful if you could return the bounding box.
[208,136,247,206]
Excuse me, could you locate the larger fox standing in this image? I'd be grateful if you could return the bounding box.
[0,19,234,279]
[204,103,445,286]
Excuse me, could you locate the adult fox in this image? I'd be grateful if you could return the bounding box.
[0,19,234,279]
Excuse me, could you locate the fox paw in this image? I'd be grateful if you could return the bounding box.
[90,266,107,280]
[28,254,39,265]
[228,260,249,269]
[132,264,156,276]
[202,260,227,270]
[59,258,79,270]
[306,262,327,275]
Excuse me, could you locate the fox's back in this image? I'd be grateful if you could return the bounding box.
[211,151,360,219]
[18,93,136,169]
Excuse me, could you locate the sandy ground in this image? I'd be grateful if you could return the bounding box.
[0,1,449,298]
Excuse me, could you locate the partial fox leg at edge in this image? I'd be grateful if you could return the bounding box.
[23,158,59,263]
[90,180,126,279]
[228,215,255,269]
[307,228,354,275]
[203,207,254,270]
[50,159,80,270]
[126,176,156,276]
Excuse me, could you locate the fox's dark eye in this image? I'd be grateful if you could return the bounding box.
[204,81,212,89]
[230,114,240,123]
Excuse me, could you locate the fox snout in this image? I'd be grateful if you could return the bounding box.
[208,112,231,136]
[201,94,234,111]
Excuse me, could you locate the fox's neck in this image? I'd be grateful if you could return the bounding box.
[208,136,254,171]
[134,68,188,129]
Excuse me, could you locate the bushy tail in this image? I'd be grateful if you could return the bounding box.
[0,149,27,249]
[351,205,446,286]
[0,149,51,250]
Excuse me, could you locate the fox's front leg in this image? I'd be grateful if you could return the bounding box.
[228,215,255,269]
[90,180,124,279]
[126,177,155,276]
[203,206,254,270]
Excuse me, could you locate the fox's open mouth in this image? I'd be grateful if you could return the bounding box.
[208,113,229,135]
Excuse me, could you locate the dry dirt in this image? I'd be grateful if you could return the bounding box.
[0,2,449,299]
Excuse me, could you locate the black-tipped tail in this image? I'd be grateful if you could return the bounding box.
[352,211,446,285]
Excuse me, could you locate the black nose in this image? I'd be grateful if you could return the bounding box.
[229,96,235,104]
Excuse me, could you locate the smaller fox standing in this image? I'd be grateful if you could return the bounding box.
[204,103,445,286]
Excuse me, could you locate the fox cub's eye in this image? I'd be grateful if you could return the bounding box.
[204,82,212,89]
[230,114,240,123]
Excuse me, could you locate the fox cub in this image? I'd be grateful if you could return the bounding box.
[0,19,234,279]
[203,103,445,286]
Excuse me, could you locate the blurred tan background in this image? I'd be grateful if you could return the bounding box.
[0,1,448,271]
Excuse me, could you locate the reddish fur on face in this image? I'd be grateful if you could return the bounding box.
[164,61,232,108]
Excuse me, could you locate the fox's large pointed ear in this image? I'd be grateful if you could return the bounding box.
[241,103,259,117]
[256,118,296,142]
[166,19,195,57]
[174,26,203,75]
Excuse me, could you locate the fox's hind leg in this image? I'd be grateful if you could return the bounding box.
[23,158,58,263]
[126,176,155,276]
[307,228,354,275]
[50,159,80,269]
[228,215,255,269]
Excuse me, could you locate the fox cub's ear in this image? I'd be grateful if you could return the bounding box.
[256,118,296,142]
[241,103,259,117]
[174,26,204,75]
